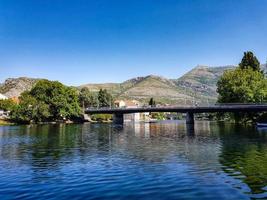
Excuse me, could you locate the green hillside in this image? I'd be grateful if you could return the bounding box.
[2,64,265,105]
[174,65,235,103]
[79,66,237,105]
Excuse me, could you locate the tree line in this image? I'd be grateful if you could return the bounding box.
[0,80,113,123]
[1,51,266,124]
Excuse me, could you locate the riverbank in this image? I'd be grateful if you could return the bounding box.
[0,119,15,126]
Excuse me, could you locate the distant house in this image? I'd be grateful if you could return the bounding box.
[114,100,126,108]
[124,100,140,108]
[114,99,141,122]
[0,110,10,118]
[0,93,8,100]
[0,94,9,118]
[114,100,140,108]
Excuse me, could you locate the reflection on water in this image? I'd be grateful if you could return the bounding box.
[0,121,266,199]
[218,124,267,198]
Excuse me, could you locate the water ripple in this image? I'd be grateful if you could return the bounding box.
[0,121,266,199]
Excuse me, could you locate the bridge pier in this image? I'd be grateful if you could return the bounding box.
[186,112,194,124]
[83,114,91,122]
[113,113,124,124]
[186,123,195,136]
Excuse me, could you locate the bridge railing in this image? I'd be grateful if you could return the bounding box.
[85,103,267,111]
[214,103,267,105]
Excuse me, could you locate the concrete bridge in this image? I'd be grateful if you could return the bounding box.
[85,104,267,124]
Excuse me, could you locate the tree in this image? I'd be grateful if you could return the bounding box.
[10,91,51,123]
[151,112,165,120]
[79,87,98,109]
[217,68,267,103]
[239,51,261,72]
[149,98,156,107]
[11,80,81,123]
[98,89,113,108]
[0,99,16,111]
[217,52,267,122]
[30,80,81,120]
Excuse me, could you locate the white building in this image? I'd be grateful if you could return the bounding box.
[0,94,9,118]
[0,93,8,100]
[114,100,140,122]
[114,100,126,108]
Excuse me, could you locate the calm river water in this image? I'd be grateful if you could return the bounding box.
[0,121,266,200]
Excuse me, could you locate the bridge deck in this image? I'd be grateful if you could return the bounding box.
[85,105,267,114]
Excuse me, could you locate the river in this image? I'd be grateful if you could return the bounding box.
[0,121,266,199]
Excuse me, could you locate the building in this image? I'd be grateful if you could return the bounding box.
[114,100,140,108]
[124,100,140,108]
[114,100,126,108]
[114,99,141,122]
[0,94,19,119]
[0,94,10,118]
[0,93,8,100]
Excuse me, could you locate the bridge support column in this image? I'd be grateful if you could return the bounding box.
[83,114,91,122]
[113,113,124,124]
[186,123,195,136]
[186,112,194,125]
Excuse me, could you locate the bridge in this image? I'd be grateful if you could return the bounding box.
[85,104,267,124]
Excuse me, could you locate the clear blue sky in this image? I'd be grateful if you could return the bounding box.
[0,0,267,86]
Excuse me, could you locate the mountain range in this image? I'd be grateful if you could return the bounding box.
[79,65,236,105]
[1,64,266,105]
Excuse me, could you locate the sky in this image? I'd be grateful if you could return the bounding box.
[0,0,267,86]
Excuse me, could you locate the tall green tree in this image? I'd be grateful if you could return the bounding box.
[0,99,16,111]
[217,68,267,103]
[217,52,267,122]
[98,89,113,108]
[79,87,98,109]
[149,98,156,107]
[239,51,261,71]
[11,80,81,123]
[30,80,81,120]
[11,92,51,123]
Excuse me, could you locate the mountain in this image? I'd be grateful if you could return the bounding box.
[0,77,39,98]
[1,64,266,105]
[119,75,192,104]
[81,75,188,104]
[80,66,236,105]
[174,65,235,102]
[173,64,266,103]
[78,76,147,96]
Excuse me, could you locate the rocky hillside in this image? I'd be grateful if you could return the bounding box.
[2,64,266,104]
[119,75,192,104]
[78,76,147,97]
[80,66,236,105]
[0,77,39,98]
[174,65,235,101]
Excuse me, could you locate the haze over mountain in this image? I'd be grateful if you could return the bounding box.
[1,64,266,105]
